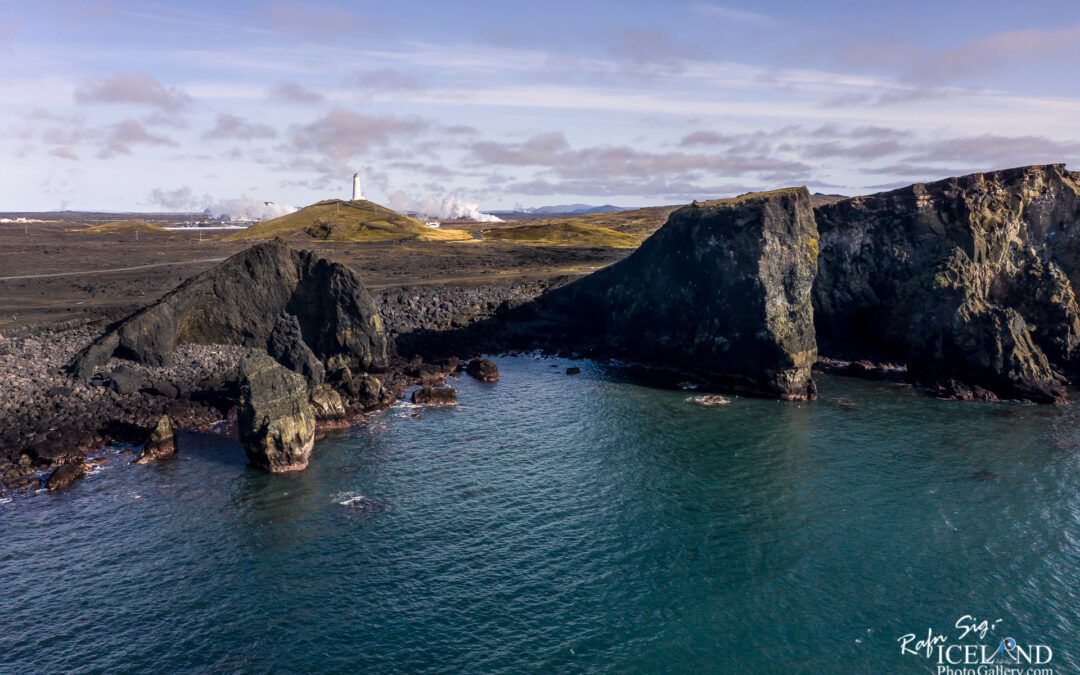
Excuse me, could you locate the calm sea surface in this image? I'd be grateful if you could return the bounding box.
[2,356,1078,673]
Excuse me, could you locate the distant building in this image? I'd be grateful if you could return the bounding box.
[352,173,363,201]
[425,221,441,228]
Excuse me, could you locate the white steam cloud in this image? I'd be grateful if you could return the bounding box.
[387,191,502,222]
[207,195,298,221]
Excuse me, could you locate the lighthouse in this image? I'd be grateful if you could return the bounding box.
[352,172,362,201]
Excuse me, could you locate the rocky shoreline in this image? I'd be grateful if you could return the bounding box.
[6,164,1080,498]
[0,275,552,498]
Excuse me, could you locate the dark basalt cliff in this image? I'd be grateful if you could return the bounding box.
[814,164,1080,402]
[71,241,388,380]
[535,188,819,400]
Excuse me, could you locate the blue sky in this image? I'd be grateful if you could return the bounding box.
[1,0,1079,214]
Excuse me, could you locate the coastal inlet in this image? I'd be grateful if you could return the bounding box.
[2,357,1078,673]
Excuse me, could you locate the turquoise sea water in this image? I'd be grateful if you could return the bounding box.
[2,356,1078,673]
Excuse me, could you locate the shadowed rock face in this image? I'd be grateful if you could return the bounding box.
[135,415,177,463]
[238,353,315,472]
[71,241,387,380]
[537,188,819,400]
[814,164,1080,402]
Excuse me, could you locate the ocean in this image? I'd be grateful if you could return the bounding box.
[2,356,1077,673]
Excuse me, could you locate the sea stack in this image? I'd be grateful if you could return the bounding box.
[814,164,1080,402]
[238,352,316,472]
[538,188,820,400]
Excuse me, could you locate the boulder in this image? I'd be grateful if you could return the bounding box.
[135,415,177,463]
[149,380,179,399]
[465,358,499,382]
[411,387,458,405]
[342,371,385,408]
[27,440,85,468]
[107,366,144,395]
[71,241,388,380]
[47,462,87,491]
[814,164,1080,402]
[309,384,346,419]
[237,352,316,472]
[537,188,819,400]
[267,312,325,388]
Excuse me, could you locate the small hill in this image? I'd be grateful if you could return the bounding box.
[480,221,640,248]
[222,199,472,243]
[81,219,168,234]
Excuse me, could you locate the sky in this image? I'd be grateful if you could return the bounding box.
[1,0,1079,214]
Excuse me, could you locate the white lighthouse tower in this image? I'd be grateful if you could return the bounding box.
[352,172,362,201]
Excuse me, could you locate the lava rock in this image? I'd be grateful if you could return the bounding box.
[465,358,499,382]
[47,462,86,491]
[108,366,144,395]
[71,241,388,380]
[309,384,346,419]
[238,352,315,472]
[538,188,819,400]
[267,311,325,388]
[342,371,385,408]
[815,164,1080,403]
[411,387,458,405]
[135,415,177,463]
[565,367,581,375]
[687,395,731,407]
[149,380,179,399]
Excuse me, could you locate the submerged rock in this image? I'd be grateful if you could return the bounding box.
[411,387,458,405]
[238,353,315,472]
[538,188,819,400]
[71,241,387,381]
[687,395,731,407]
[136,415,177,463]
[465,358,499,382]
[815,164,1080,402]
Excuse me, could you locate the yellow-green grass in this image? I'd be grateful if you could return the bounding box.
[494,205,681,245]
[222,199,473,243]
[480,220,641,248]
[80,219,168,234]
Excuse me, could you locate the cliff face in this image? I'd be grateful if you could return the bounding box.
[814,164,1080,402]
[71,241,388,380]
[540,188,819,400]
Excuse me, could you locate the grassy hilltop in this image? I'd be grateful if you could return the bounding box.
[222,199,473,243]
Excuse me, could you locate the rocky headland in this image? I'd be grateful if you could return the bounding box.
[815,164,1080,402]
[5,164,1080,496]
[440,188,821,400]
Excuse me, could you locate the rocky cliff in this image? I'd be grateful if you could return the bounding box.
[71,241,388,380]
[814,164,1080,402]
[537,188,820,400]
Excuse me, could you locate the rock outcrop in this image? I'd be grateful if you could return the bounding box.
[309,384,346,420]
[46,462,87,491]
[267,312,325,388]
[465,358,499,382]
[535,188,819,400]
[71,241,387,381]
[411,386,458,405]
[135,415,177,463]
[237,353,315,472]
[814,165,1080,402]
